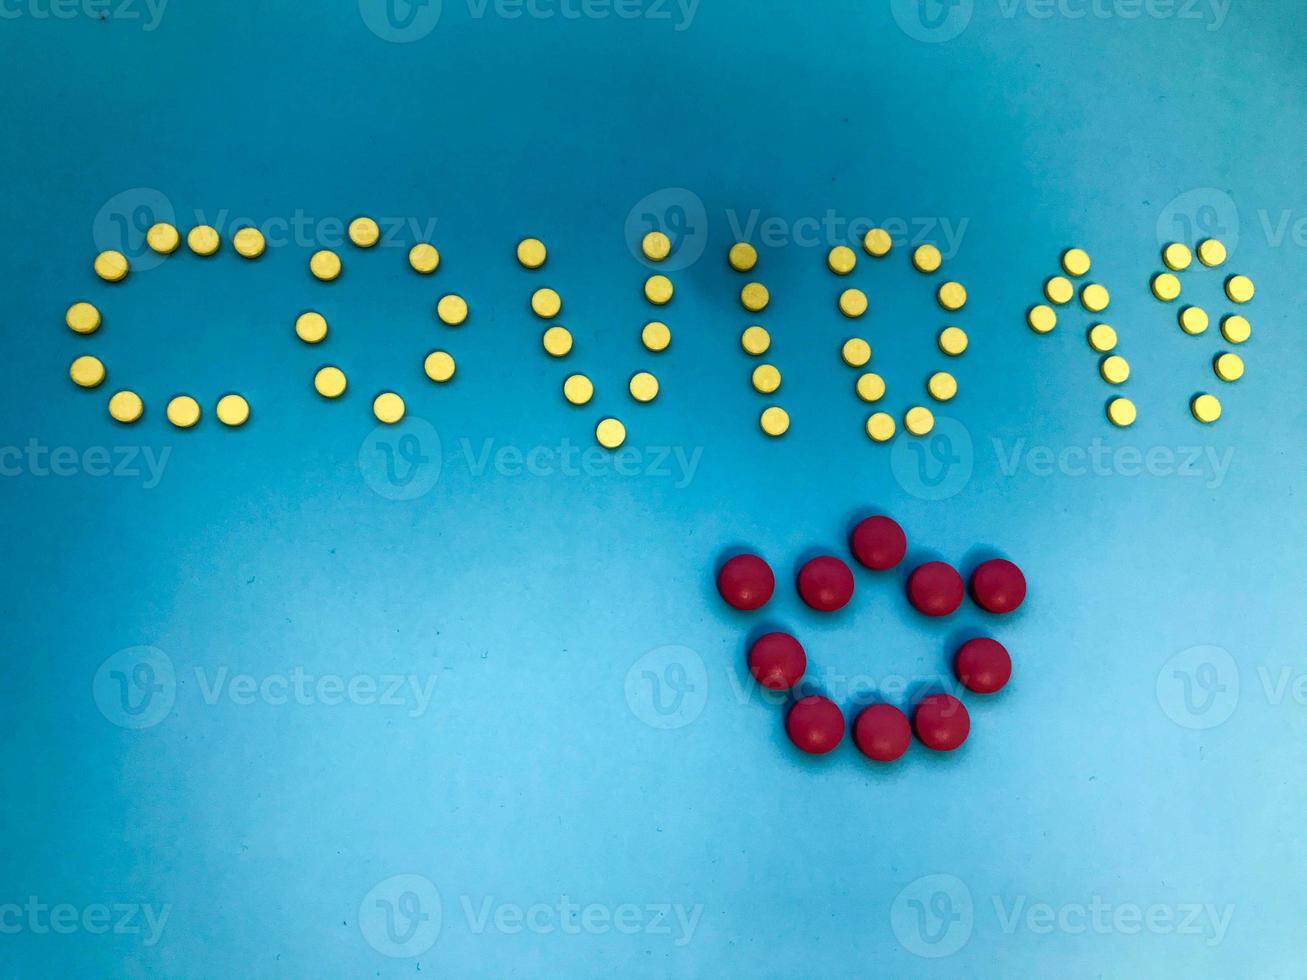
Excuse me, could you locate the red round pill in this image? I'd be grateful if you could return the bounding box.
[906,561,964,617]
[717,554,775,611]
[797,556,855,612]
[748,632,807,691]
[850,515,907,571]
[913,694,970,752]
[786,696,845,754]
[971,558,1026,614]
[954,637,1012,694]
[853,704,912,762]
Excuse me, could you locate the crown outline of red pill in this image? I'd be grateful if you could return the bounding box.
[716,515,1026,762]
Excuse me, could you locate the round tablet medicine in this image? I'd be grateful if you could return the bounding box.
[904,406,934,436]
[866,412,896,442]
[373,392,405,424]
[1151,273,1181,302]
[1163,242,1193,271]
[94,250,128,282]
[409,243,440,274]
[751,364,780,394]
[907,561,964,617]
[841,338,871,368]
[863,228,892,257]
[1107,397,1137,427]
[717,554,774,611]
[166,395,201,429]
[1088,324,1117,352]
[740,282,769,313]
[532,287,562,319]
[310,250,341,281]
[424,350,455,383]
[216,394,250,427]
[146,223,180,254]
[233,227,265,259]
[856,372,885,403]
[187,226,220,257]
[748,633,806,691]
[108,390,143,423]
[517,238,547,269]
[839,288,868,318]
[69,355,105,388]
[65,301,101,335]
[1214,352,1244,382]
[641,321,671,352]
[1062,248,1091,277]
[1100,355,1130,385]
[1028,305,1057,334]
[954,638,1012,695]
[914,694,970,752]
[314,366,347,399]
[1198,239,1227,267]
[853,704,911,763]
[786,696,844,755]
[928,371,957,402]
[646,275,674,306]
[1221,315,1251,344]
[937,281,967,311]
[850,515,907,571]
[348,217,380,248]
[827,246,856,276]
[1191,393,1222,424]
[642,231,671,262]
[912,244,942,274]
[629,371,659,403]
[1179,306,1209,335]
[938,326,968,355]
[1226,275,1255,304]
[1082,283,1110,312]
[542,326,573,357]
[971,558,1026,614]
[437,295,468,325]
[295,311,327,344]
[760,406,790,437]
[563,374,593,405]
[741,326,770,355]
[596,417,626,449]
[797,556,855,612]
[728,242,757,272]
[1045,276,1074,305]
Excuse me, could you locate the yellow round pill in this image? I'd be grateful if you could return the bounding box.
[1221,315,1251,344]
[65,301,101,335]
[760,406,790,437]
[1151,273,1182,302]
[596,417,626,449]
[1214,352,1245,382]
[841,338,871,368]
[373,392,405,424]
[905,406,935,436]
[314,366,347,399]
[1107,397,1137,428]
[233,227,265,259]
[629,371,659,403]
[1225,275,1255,304]
[437,294,468,326]
[1088,324,1118,352]
[532,287,562,319]
[1191,393,1222,424]
[927,371,957,402]
[866,412,896,442]
[1178,306,1209,335]
[146,223,180,254]
[646,275,674,306]
[166,395,201,429]
[1081,283,1110,313]
[187,226,220,257]
[542,326,573,357]
[1100,355,1130,385]
[1062,248,1091,277]
[856,372,886,403]
[108,390,143,424]
[409,243,440,274]
[937,281,967,311]
[1163,242,1193,271]
[1197,239,1227,268]
[94,250,128,282]
[728,242,757,272]
[839,288,868,319]
[740,282,768,313]
[828,246,857,276]
[295,311,328,344]
[1028,305,1057,334]
[310,250,341,281]
[642,231,671,262]
[1045,276,1074,305]
[216,393,250,427]
[751,364,781,394]
[424,350,455,383]
[349,217,380,248]
[517,238,547,269]
[563,374,593,405]
[69,355,105,388]
[938,326,968,356]
[912,244,942,274]
[863,228,892,257]
[741,326,770,356]
[641,321,671,352]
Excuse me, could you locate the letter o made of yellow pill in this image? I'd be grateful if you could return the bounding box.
[642,232,671,262]
[938,327,968,355]
[147,223,180,254]
[424,351,456,383]
[1107,397,1137,428]
[310,250,341,281]
[1221,315,1250,344]
[1028,305,1057,334]
[1081,284,1110,312]
[866,412,896,442]
[216,394,250,427]
[729,243,757,272]
[928,372,957,401]
[1226,275,1255,304]
[563,374,593,405]
[641,321,671,352]
[596,417,626,449]
[437,295,468,325]
[1191,394,1222,424]
[373,392,405,424]
[94,250,128,282]
[740,282,768,312]
[759,406,789,437]
[905,406,934,436]
[1151,273,1181,302]
[751,364,781,394]
[839,289,868,318]
[69,355,105,388]
[741,326,770,355]
[1062,248,1091,277]
[167,395,201,429]
[314,366,347,399]
[233,228,265,259]
[1163,243,1192,271]
[1088,324,1117,352]
[828,246,856,276]
[1045,276,1074,305]
[629,372,659,403]
[912,244,942,274]
[863,228,892,257]
[937,281,967,311]
[188,226,220,257]
[349,218,380,248]
[542,326,573,357]
[532,288,562,319]
[1214,353,1245,382]
[841,338,871,368]
[646,275,674,306]
[1198,239,1227,267]
[108,390,143,424]
[410,243,440,274]
[1100,355,1130,385]
[856,373,886,403]
[1179,306,1209,335]
[66,301,101,335]
[517,238,547,269]
[296,311,328,344]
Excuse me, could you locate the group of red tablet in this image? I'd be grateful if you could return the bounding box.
[716,515,1026,762]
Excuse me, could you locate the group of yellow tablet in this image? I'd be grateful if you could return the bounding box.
[726,241,791,437]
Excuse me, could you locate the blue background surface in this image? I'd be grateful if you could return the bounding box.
[2,0,1305,976]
